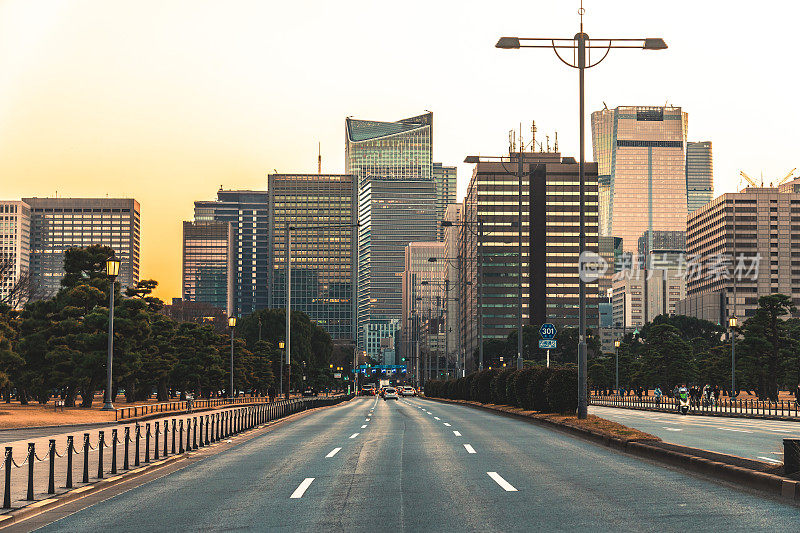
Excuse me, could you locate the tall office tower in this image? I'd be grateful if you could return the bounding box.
[612,269,686,329]
[460,152,599,367]
[194,190,268,316]
[443,203,463,370]
[637,230,686,269]
[686,141,714,213]
[23,197,140,298]
[182,221,235,316]
[401,241,446,370]
[591,105,688,252]
[433,163,457,241]
[357,178,437,357]
[345,112,433,183]
[267,174,358,342]
[0,201,31,308]
[677,184,800,323]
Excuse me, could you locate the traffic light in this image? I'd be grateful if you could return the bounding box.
[401,357,406,362]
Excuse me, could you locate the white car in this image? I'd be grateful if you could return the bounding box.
[399,386,416,397]
[383,387,399,400]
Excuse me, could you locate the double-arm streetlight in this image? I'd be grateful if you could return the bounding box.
[101,258,121,411]
[496,9,667,418]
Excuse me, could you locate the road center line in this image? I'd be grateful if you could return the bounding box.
[326,447,342,458]
[290,478,315,498]
[349,433,359,439]
[464,444,476,454]
[487,472,518,492]
[361,424,367,428]
[443,423,451,427]
[434,416,440,420]
[453,430,462,436]
[717,427,752,433]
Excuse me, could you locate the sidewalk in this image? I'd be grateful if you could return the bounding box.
[590,395,800,421]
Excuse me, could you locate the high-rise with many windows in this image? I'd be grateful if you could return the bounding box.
[268,174,358,342]
[194,190,269,316]
[182,221,235,316]
[686,141,714,213]
[0,200,31,309]
[23,197,140,298]
[433,163,457,241]
[591,105,688,252]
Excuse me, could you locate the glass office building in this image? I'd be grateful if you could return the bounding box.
[182,220,234,315]
[433,163,457,241]
[686,141,714,213]
[268,174,358,342]
[345,112,433,183]
[591,106,688,253]
[194,190,269,316]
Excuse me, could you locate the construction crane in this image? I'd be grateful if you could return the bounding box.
[739,171,759,188]
[776,168,797,186]
[740,169,797,189]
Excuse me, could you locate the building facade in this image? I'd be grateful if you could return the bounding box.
[686,141,714,213]
[433,163,457,241]
[460,152,599,367]
[591,105,688,252]
[182,221,234,316]
[677,185,800,323]
[612,268,686,329]
[345,112,433,183]
[267,174,358,342]
[0,200,31,309]
[194,190,268,316]
[357,178,437,357]
[443,203,463,371]
[23,197,140,298]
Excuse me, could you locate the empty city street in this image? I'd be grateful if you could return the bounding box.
[17,398,800,532]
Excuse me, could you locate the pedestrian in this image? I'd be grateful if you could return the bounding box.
[268,386,276,403]
[654,386,662,407]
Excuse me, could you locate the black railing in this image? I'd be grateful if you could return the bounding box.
[590,394,800,419]
[3,394,354,510]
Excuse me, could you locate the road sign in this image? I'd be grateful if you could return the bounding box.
[539,339,557,349]
[539,323,557,339]
[333,373,342,379]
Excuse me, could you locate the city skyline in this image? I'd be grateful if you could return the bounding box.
[1,1,798,300]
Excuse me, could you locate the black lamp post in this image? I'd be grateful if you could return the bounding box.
[101,258,121,411]
[495,7,667,418]
[228,316,237,400]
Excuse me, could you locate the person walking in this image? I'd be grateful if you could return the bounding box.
[654,386,662,407]
[268,386,276,403]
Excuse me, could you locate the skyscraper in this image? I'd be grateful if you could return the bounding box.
[182,221,234,316]
[268,173,358,342]
[0,200,31,308]
[23,197,140,298]
[686,141,714,213]
[194,190,269,316]
[357,178,437,357]
[433,163,457,241]
[345,112,433,183]
[591,105,688,252]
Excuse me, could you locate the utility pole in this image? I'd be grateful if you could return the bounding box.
[517,127,525,370]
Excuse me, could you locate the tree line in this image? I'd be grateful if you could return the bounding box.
[0,245,341,407]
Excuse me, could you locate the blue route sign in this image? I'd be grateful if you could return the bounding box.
[539,339,557,349]
[539,323,557,340]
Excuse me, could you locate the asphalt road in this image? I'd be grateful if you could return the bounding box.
[28,396,800,532]
[589,405,800,464]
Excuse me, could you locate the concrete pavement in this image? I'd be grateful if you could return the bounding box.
[18,395,799,531]
[589,405,800,464]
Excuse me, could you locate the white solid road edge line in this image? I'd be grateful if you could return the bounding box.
[487,472,518,492]
[350,433,359,439]
[326,447,342,458]
[290,478,315,498]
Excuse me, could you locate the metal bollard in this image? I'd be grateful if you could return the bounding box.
[26,443,35,500]
[187,418,192,451]
[199,416,204,447]
[172,419,176,454]
[123,427,130,470]
[134,425,141,467]
[179,420,184,453]
[145,424,150,463]
[216,412,220,440]
[209,414,214,443]
[83,434,90,483]
[4,448,11,509]
[111,429,118,474]
[154,422,159,460]
[98,431,105,479]
[164,420,169,457]
[48,439,56,494]
[193,417,197,450]
[66,436,74,488]
[205,415,209,445]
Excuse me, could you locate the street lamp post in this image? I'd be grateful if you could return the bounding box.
[496,9,667,418]
[101,258,121,411]
[279,341,285,397]
[614,339,621,394]
[729,316,738,396]
[228,316,236,400]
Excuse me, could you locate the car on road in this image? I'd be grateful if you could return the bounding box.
[383,387,399,400]
[399,386,416,397]
[360,384,376,396]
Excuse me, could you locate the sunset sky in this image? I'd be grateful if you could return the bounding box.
[2,1,798,301]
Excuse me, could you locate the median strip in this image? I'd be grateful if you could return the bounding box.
[290,478,315,499]
[487,472,517,492]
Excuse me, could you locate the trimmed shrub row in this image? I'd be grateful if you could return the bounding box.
[424,366,578,414]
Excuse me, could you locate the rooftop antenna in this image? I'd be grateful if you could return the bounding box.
[546,135,550,152]
[603,101,609,110]
[508,129,516,153]
[579,0,584,32]
[519,123,524,154]
[318,142,322,174]
[531,120,537,152]
[554,131,559,152]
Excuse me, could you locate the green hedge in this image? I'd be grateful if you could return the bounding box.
[423,365,578,414]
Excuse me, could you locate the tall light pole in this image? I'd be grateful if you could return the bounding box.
[614,339,621,394]
[228,316,237,399]
[729,316,738,396]
[496,8,667,418]
[101,258,121,411]
[279,341,285,397]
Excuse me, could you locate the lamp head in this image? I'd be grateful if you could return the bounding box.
[427,257,438,262]
[643,38,668,50]
[440,221,454,227]
[614,340,621,348]
[105,258,121,277]
[495,36,521,49]
[729,316,738,328]
[228,316,237,328]
[279,341,285,349]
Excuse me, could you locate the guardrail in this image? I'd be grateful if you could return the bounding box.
[590,394,800,419]
[4,394,354,510]
[114,395,324,421]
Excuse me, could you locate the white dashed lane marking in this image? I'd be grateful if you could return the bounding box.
[487,472,518,492]
[361,424,367,428]
[290,478,315,498]
[349,433,359,439]
[326,447,342,458]
[464,444,476,454]
[453,431,462,437]
[443,423,451,427]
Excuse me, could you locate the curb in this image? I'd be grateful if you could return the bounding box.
[0,397,354,529]
[589,401,800,423]
[424,397,800,503]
